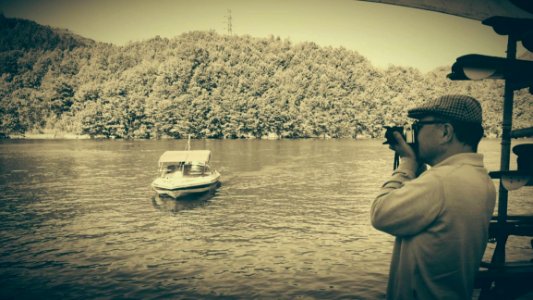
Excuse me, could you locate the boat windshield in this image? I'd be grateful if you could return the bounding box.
[183,163,206,176]
[160,162,209,177]
[162,163,182,176]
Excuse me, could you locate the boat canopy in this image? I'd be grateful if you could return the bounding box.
[358,0,533,21]
[158,150,211,165]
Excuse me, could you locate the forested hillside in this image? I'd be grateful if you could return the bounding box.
[0,14,530,139]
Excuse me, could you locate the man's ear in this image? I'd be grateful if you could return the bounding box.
[441,123,454,143]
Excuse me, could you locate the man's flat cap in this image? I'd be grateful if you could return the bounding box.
[408,94,482,124]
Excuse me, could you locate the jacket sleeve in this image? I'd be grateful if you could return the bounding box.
[371,158,444,237]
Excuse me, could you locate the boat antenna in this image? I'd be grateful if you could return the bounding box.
[186,135,191,151]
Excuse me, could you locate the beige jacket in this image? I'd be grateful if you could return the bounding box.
[371,153,496,299]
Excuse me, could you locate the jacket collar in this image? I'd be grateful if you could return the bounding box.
[434,153,484,168]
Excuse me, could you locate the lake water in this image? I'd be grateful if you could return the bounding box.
[0,139,531,299]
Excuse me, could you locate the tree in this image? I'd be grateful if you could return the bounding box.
[0,18,514,139]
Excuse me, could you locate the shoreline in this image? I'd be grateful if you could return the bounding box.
[4,131,374,140]
[2,133,507,141]
[7,133,93,140]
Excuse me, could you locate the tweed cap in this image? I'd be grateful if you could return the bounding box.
[408,95,482,124]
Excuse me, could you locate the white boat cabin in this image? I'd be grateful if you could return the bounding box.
[158,150,214,177]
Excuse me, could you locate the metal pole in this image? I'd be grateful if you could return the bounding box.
[492,33,517,266]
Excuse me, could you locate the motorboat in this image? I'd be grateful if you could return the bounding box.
[151,150,220,199]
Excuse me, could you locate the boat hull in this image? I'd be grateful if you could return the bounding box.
[152,182,218,198]
[151,172,220,199]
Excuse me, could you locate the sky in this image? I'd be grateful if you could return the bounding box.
[0,0,514,72]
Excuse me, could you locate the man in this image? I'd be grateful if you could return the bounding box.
[371,95,496,299]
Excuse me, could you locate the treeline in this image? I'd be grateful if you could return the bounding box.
[0,14,95,52]
[0,14,531,139]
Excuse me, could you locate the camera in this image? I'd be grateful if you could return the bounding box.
[383,125,416,146]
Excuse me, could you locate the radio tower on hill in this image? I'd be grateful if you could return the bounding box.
[226,9,233,35]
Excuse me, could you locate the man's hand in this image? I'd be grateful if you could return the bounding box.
[390,131,417,160]
[390,132,426,175]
